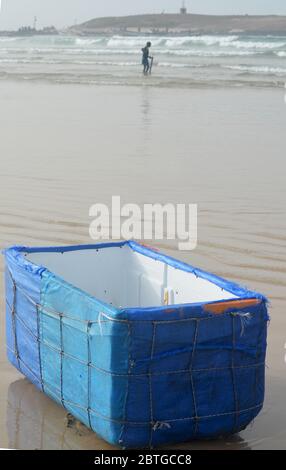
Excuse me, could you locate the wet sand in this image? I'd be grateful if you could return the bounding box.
[0,81,286,449]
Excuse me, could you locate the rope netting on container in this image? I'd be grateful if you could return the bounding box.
[6,269,266,447]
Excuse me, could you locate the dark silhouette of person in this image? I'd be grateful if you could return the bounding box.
[142,42,153,75]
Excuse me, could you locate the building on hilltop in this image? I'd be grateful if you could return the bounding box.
[180,1,187,15]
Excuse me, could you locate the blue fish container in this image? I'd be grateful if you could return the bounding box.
[4,241,268,448]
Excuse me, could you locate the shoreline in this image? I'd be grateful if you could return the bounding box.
[0,74,284,90]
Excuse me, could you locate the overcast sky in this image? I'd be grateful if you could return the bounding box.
[1,0,286,30]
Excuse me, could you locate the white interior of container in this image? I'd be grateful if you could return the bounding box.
[26,245,238,309]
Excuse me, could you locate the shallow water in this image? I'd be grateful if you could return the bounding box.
[0,81,286,449]
[1,34,286,87]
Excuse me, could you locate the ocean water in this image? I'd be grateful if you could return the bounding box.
[0,34,286,87]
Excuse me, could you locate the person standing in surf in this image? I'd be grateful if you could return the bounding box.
[142,42,153,75]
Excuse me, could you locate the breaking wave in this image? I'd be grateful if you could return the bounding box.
[225,65,286,75]
[1,34,286,57]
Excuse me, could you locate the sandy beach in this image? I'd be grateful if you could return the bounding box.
[0,79,285,449]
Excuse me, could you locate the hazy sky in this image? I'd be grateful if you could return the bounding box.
[1,0,286,30]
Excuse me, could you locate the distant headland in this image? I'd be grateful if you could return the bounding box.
[69,13,286,36]
[1,13,286,38]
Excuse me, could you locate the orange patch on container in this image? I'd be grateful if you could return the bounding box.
[204,298,262,315]
[164,308,176,314]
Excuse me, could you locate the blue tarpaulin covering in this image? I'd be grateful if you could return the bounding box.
[4,241,269,448]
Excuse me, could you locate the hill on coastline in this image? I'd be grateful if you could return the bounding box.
[70,13,286,35]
